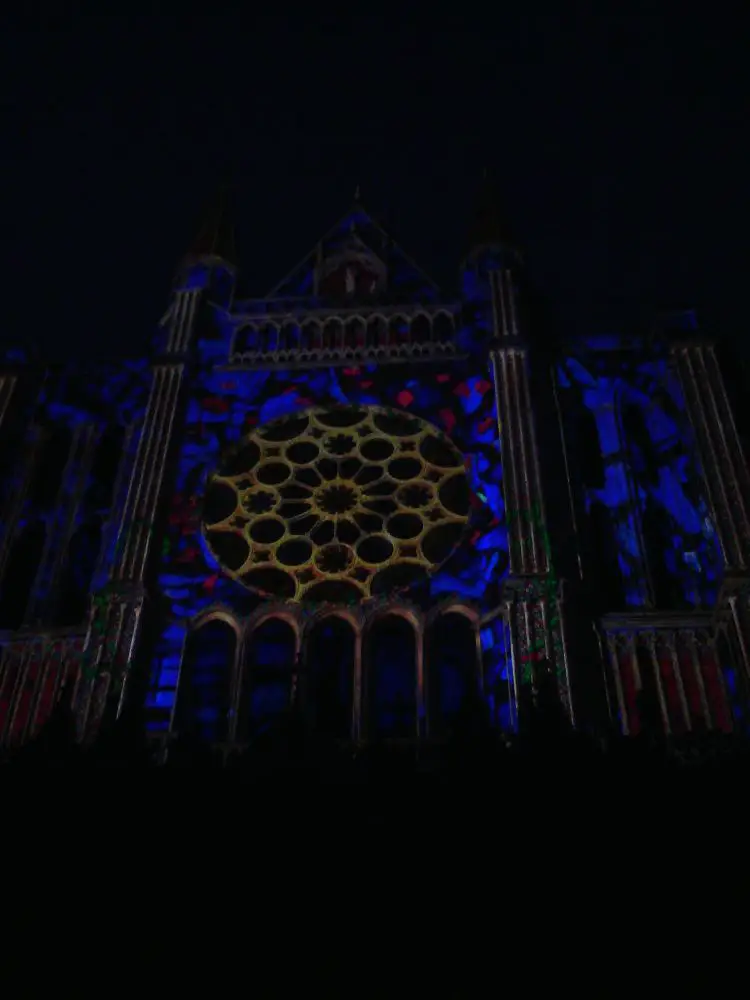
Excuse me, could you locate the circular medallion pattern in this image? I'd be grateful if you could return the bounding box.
[202,406,470,602]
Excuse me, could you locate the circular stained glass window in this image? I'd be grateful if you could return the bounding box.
[202,406,470,603]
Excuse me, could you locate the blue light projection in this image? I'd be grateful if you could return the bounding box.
[557,342,722,608]
[0,359,149,631]
[147,346,510,730]
[2,230,744,747]
[157,360,507,604]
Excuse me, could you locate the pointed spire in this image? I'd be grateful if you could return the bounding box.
[465,168,519,260]
[354,184,361,203]
[185,183,236,266]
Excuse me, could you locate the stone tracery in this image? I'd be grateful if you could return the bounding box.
[202,405,471,603]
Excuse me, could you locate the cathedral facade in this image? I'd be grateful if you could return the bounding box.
[1,186,749,753]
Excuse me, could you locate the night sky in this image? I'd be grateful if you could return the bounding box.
[0,10,747,363]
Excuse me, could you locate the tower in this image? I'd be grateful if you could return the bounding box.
[460,170,574,721]
[101,189,239,722]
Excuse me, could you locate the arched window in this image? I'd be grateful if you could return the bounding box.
[411,314,431,344]
[301,321,321,352]
[174,619,235,743]
[0,520,46,630]
[235,325,260,354]
[260,324,278,353]
[239,617,296,740]
[324,319,343,351]
[366,315,384,349]
[345,317,365,350]
[389,316,409,346]
[366,615,418,739]
[305,615,355,740]
[426,612,477,737]
[281,322,300,351]
[55,518,102,626]
[433,312,454,342]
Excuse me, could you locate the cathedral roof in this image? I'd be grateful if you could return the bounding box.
[267,197,441,304]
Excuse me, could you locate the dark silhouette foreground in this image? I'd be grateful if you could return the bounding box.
[3,667,746,985]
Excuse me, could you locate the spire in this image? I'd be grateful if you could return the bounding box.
[464,168,520,260]
[354,184,361,203]
[185,184,236,266]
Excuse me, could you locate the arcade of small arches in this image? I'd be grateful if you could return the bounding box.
[171,601,486,746]
[230,309,457,362]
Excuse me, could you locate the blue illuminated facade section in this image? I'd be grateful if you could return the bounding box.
[140,213,520,731]
[146,348,510,726]
[0,355,150,628]
[557,338,722,609]
[159,359,507,599]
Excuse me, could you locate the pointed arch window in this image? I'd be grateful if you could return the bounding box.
[174,619,235,743]
[365,615,418,739]
[388,316,409,346]
[433,312,454,343]
[323,319,343,352]
[426,612,478,738]
[366,315,384,349]
[301,321,321,352]
[411,314,431,345]
[281,321,300,352]
[260,323,278,353]
[305,615,355,740]
[345,317,365,350]
[238,617,296,740]
[235,325,260,355]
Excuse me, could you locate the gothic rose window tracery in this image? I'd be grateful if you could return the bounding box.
[202,406,471,604]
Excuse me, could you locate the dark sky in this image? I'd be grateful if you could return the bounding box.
[0,9,747,362]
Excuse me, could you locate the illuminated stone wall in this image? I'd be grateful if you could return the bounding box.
[0,356,149,742]
[161,362,505,604]
[147,353,510,735]
[556,338,723,610]
[0,204,747,749]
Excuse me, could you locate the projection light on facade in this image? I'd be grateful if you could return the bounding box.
[202,405,471,603]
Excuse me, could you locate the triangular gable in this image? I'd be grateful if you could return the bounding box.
[267,204,441,303]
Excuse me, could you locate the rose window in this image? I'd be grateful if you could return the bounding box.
[202,406,471,603]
